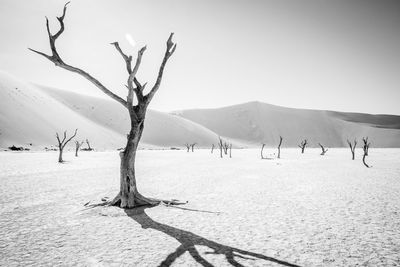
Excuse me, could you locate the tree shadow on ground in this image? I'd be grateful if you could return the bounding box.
[125,206,301,267]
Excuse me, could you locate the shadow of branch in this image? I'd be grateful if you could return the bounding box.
[125,206,301,267]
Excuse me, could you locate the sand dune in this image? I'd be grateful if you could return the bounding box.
[176,101,400,147]
[0,71,125,150]
[0,71,223,149]
[1,71,399,149]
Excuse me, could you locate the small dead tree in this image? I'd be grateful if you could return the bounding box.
[223,142,229,155]
[318,143,328,155]
[184,143,191,152]
[362,137,371,168]
[261,144,266,159]
[30,3,181,208]
[298,139,308,154]
[75,140,84,157]
[347,139,357,160]
[85,139,93,151]
[229,143,232,158]
[56,129,78,163]
[277,136,283,159]
[190,143,196,152]
[218,138,223,158]
[211,144,215,153]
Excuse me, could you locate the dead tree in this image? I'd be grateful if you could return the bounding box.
[218,138,223,158]
[75,140,84,157]
[184,143,191,152]
[56,129,78,163]
[347,139,357,160]
[318,143,328,155]
[362,137,371,168]
[229,143,232,158]
[298,139,308,154]
[211,144,215,153]
[30,2,181,208]
[223,142,229,155]
[261,144,266,159]
[277,136,283,159]
[85,138,93,151]
[190,143,196,152]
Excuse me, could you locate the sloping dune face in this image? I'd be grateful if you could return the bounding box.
[0,71,125,149]
[0,71,222,149]
[37,86,222,148]
[177,102,400,147]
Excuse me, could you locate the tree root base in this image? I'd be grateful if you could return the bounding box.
[85,192,187,209]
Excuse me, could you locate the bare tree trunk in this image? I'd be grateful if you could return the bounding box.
[347,139,357,160]
[298,139,307,154]
[185,144,190,152]
[261,144,265,159]
[229,144,232,158]
[211,144,214,153]
[118,123,148,208]
[191,143,196,152]
[277,136,282,159]
[75,140,83,157]
[58,148,63,163]
[56,129,78,163]
[218,138,223,158]
[362,137,371,168]
[318,143,328,155]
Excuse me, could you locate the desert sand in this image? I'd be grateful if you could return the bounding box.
[1,148,399,266]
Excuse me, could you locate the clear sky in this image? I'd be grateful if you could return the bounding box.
[1,0,400,114]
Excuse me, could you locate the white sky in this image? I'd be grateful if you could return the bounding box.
[1,0,400,114]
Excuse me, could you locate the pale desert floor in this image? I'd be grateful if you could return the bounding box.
[0,148,399,266]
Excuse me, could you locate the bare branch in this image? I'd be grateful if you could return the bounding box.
[29,2,127,108]
[145,33,177,104]
[111,42,132,74]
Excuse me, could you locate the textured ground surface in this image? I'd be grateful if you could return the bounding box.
[0,148,399,266]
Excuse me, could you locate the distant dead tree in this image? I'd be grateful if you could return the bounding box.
[261,144,266,159]
[190,143,196,152]
[261,143,274,160]
[362,137,371,168]
[85,139,93,151]
[74,140,84,157]
[30,3,181,208]
[56,129,78,163]
[211,144,215,153]
[223,142,229,155]
[277,136,283,159]
[229,143,232,158]
[184,143,191,152]
[318,143,328,155]
[347,139,357,160]
[218,138,223,158]
[298,139,308,154]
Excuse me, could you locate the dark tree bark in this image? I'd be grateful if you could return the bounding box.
[211,144,215,153]
[56,129,78,163]
[218,138,223,158]
[75,140,84,157]
[191,143,196,152]
[185,143,190,153]
[298,139,307,154]
[229,143,232,158]
[318,143,328,155]
[362,137,371,168]
[261,144,266,159]
[223,142,229,155]
[347,139,357,160]
[85,138,93,151]
[30,2,181,208]
[277,136,283,159]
